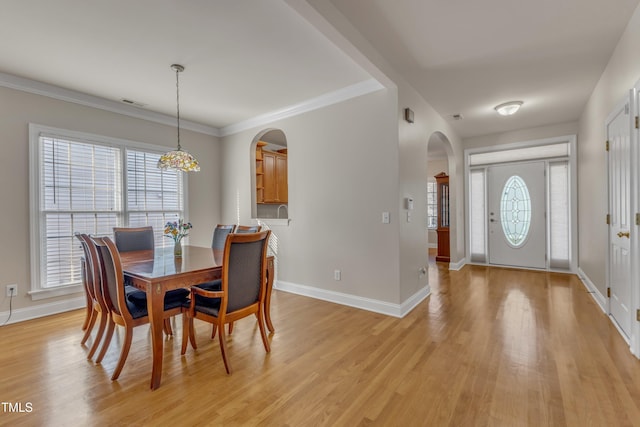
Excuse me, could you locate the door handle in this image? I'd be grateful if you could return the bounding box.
[617,231,630,238]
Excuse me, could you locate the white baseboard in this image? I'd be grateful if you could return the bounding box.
[449,257,466,271]
[577,267,607,314]
[0,296,85,325]
[274,281,430,318]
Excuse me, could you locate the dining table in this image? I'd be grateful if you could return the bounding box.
[120,245,275,390]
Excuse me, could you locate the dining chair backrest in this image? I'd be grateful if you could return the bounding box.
[91,236,127,319]
[235,225,261,233]
[211,224,236,251]
[113,226,154,252]
[75,233,96,301]
[222,230,270,313]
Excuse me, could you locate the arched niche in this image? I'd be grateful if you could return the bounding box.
[427,131,455,264]
[251,128,288,219]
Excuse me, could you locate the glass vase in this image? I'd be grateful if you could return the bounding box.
[174,240,183,257]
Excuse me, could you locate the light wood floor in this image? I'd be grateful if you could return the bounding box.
[2,259,640,426]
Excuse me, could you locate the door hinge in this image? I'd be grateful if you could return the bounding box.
[636,213,640,226]
[606,214,611,225]
[606,140,610,151]
[637,309,640,322]
[607,287,611,298]
[636,116,639,129]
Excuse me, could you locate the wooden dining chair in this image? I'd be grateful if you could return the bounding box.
[181,230,272,374]
[75,233,93,332]
[113,226,155,252]
[235,225,261,233]
[76,233,111,361]
[89,236,189,380]
[212,224,236,250]
[113,226,188,335]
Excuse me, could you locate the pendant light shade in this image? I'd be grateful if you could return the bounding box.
[157,64,200,172]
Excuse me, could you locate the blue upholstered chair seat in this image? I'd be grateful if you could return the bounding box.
[195,279,221,291]
[126,293,189,319]
[192,280,222,315]
[126,286,190,309]
[193,296,222,317]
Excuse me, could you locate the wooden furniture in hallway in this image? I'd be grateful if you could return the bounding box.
[435,171,450,263]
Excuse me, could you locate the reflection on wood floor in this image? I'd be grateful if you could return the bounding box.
[1,259,639,426]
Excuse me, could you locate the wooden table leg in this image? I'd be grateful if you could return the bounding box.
[148,282,165,390]
[264,257,275,333]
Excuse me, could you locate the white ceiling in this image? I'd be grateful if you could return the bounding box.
[0,0,370,131]
[330,0,640,138]
[1,0,639,140]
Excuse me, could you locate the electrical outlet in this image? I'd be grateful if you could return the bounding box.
[6,284,17,297]
[334,270,341,281]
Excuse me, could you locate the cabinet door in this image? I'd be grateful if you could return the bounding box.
[263,152,277,202]
[276,154,288,203]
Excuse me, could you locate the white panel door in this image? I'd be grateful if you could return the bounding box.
[608,102,632,338]
[488,162,546,269]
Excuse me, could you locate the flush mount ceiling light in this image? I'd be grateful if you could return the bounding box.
[494,101,523,116]
[157,64,200,173]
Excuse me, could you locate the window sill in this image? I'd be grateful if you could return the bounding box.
[29,284,84,301]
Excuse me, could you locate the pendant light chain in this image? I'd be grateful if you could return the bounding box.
[175,65,181,151]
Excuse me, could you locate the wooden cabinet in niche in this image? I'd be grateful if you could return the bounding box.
[435,172,450,263]
[255,141,266,203]
[256,142,287,204]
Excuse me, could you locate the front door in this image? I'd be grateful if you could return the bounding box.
[607,101,632,338]
[488,161,546,269]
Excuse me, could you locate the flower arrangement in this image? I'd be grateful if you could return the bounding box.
[164,219,193,243]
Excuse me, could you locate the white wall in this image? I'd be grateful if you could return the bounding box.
[220,89,402,304]
[294,0,464,306]
[577,3,640,295]
[0,86,220,314]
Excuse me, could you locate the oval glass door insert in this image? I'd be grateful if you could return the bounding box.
[500,175,531,247]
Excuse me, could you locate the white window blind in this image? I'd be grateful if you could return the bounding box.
[469,169,486,263]
[126,149,182,248]
[40,136,122,288]
[469,143,569,166]
[31,126,187,296]
[549,161,570,269]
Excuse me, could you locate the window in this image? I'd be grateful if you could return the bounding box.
[29,124,186,299]
[499,175,532,247]
[427,181,437,229]
[469,169,486,262]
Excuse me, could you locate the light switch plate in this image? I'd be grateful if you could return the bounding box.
[382,212,390,223]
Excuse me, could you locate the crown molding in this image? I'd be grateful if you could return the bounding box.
[1,71,383,139]
[0,71,221,137]
[219,78,384,136]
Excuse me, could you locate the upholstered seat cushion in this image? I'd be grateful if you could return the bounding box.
[192,280,222,315]
[126,286,190,308]
[196,279,221,291]
[194,298,221,317]
[192,281,220,315]
[125,286,189,319]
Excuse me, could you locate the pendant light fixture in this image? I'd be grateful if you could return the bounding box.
[157,64,200,172]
